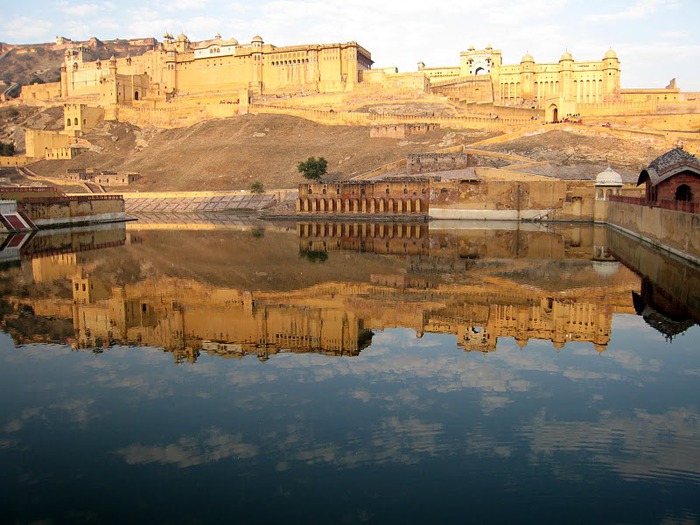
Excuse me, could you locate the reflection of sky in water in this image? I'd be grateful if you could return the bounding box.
[1,314,699,524]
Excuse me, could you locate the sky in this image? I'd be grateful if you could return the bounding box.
[2,0,700,91]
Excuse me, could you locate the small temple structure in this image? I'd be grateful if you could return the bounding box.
[637,148,700,205]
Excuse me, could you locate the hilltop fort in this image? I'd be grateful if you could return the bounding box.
[16,31,695,123]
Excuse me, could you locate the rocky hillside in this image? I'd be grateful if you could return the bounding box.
[1,104,680,191]
[24,112,494,190]
[0,40,154,86]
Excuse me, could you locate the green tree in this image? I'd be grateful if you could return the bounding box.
[299,249,328,263]
[0,142,15,156]
[250,180,264,193]
[297,156,328,180]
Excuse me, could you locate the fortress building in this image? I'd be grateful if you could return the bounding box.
[423,46,624,121]
[46,32,373,104]
[19,32,688,130]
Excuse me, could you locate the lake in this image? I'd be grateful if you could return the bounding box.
[1,219,699,524]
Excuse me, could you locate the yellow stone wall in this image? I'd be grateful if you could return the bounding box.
[63,103,104,133]
[24,129,76,159]
[55,34,373,104]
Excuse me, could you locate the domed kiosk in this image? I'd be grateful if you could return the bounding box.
[595,167,623,200]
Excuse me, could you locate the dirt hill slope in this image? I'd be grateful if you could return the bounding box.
[28,113,493,190]
[0,41,154,85]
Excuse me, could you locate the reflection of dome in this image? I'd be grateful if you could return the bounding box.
[521,52,534,63]
[604,48,618,59]
[560,50,573,61]
[593,260,620,277]
[595,167,623,186]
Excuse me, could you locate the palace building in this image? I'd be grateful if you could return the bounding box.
[19,31,686,129]
[422,45,624,121]
[51,32,373,104]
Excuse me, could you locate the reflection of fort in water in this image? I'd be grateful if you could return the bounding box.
[3,222,696,362]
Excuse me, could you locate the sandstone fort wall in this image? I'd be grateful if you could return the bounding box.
[606,201,700,265]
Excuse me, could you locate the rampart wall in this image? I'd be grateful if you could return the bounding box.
[370,123,439,139]
[0,156,32,167]
[24,129,78,159]
[250,104,532,130]
[606,201,700,265]
[430,179,596,221]
[19,195,125,227]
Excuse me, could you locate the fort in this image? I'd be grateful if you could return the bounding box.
[15,31,695,128]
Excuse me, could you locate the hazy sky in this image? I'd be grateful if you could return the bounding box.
[2,0,699,90]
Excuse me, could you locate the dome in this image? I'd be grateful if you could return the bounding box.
[595,167,623,186]
[560,50,573,61]
[521,52,534,63]
[468,45,475,51]
[604,48,618,60]
[252,35,263,43]
[176,32,189,42]
[214,33,222,40]
[228,37,239,45]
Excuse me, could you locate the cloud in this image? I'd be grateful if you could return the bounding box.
[0,17,54,43]
[583,0,680,23]
[2,407,43,433]
[63,3,103,17]
[526,407,700,481]
[116,427,258,468]
[157,0,209,12]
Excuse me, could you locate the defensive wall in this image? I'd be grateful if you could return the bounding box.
[250,103,533,130]
[604,199,700,266]
[428,178,597,221]
[20,194,125,228]
[0,156,32,167]
[0,187,126,230]
[370,123,439,139]
[406,152,512,174]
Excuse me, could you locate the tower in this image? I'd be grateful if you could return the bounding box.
[602,48,620,102]
[559,51,574,101]
[520,52,535,100]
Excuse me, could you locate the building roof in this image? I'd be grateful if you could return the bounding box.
[604,48,618,60]
[637,148,700,187]
[560,51,573,61]
[595,167,623,186]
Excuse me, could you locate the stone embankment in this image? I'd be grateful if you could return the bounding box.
[123,191,296,214]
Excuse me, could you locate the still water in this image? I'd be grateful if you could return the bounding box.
[1,219,699,524]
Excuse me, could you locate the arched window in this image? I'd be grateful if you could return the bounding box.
[67,119,71,127]
[675,184,692,202]
[74,117,78,126]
